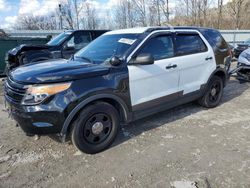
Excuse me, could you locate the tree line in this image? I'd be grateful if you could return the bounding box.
[14,0,250,30]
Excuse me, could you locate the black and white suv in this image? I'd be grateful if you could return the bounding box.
[4,27,231,154]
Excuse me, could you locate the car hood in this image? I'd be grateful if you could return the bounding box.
[8,44,50,56]
[10,59,110,84]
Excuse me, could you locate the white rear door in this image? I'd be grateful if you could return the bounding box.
[173,31,216,94]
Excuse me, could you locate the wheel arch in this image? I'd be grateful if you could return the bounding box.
[209,67,228,87]
[60,94,131,138]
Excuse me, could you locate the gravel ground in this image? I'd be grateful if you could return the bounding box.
[0,77,250,188]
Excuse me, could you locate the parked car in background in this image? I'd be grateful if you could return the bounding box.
[234,48,250,82]
[5,30,109,73]
[4,27,231,154]
[234,38,250,58]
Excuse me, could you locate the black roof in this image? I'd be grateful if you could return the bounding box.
[64,29,110,33]
[144,26,219,33]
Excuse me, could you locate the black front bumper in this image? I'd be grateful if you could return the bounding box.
[3,76,73,136]
[5,98,65,135]
[4,77,68,135]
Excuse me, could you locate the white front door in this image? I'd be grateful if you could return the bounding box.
[128,34,180,108]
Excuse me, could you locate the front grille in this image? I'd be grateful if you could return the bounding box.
[4,77,27,104]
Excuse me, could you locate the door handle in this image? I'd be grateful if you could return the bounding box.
[205,57,213,61]
[166,64,177,69]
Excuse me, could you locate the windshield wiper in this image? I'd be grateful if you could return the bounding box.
[74,56,93,63]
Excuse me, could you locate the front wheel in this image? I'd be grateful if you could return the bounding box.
[71,102,120,154]
[198,76,224,108]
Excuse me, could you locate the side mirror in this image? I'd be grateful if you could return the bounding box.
[110,56,122,66]
[132,53,154,65]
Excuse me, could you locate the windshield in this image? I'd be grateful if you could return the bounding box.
[75,34,139,64]
[47,32,72,46]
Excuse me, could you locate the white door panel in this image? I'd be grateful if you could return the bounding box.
[177,51,216,94]
[128,58,179,106]
[175,32,216,95]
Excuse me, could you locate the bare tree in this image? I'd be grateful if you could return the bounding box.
[7,0,250,31]
[217,0,223,29]
[60,1,74,29]
[72,0,85,29]
[148,3,158,26]
[114,0,127,28]
[132,0,147,26]
[227,0,245,29]
[159,0,170,23]
[15,14,57,30]
[82,2,99,29]
[114,0,137,28]
[151,0,161,25]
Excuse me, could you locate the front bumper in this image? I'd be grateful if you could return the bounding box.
[4,77,74,136]
[5,96,66,136]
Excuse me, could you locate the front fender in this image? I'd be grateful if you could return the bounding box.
[60,94,131,138]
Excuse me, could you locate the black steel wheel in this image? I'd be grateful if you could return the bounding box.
[208,81,221,103]
[84,113,112,144]
[71,102,120,154]
[198,76,224,108]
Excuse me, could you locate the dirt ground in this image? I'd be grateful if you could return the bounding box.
[0,77,250,188]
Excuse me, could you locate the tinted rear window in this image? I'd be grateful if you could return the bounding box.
[175,34,207,56]
[200,29,228,50]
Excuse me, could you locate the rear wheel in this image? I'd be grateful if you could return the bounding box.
[71,102,120,154]
[198,76,224,108]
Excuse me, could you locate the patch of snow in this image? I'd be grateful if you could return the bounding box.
[162,134,174,139]
[171,180,197,188]
[73,150,82,156]
[0,171,11,179]
[12,151,43,166]
[0,155,11,163]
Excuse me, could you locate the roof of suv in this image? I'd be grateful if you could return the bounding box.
[105,26,217,35]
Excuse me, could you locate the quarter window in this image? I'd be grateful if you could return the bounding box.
[137,35,174,61]
[175,34,207,56]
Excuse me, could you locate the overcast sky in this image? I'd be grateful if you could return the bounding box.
[0,0,231,30]
[0,0,118,29]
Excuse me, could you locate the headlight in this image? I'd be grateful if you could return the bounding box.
[22,82,71,105]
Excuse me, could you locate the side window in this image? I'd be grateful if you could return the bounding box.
[175,34,207,56]
[66,32,92,50]
[137,35,174,61]
[201,29,228,50]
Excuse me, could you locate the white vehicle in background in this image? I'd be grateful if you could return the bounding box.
[230,48,250,82]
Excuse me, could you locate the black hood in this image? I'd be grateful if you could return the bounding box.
[10,59,110,84]
[8,44,50,56]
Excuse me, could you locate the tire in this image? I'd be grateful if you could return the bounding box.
[71,102,120,154]
[198,76,224,108]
